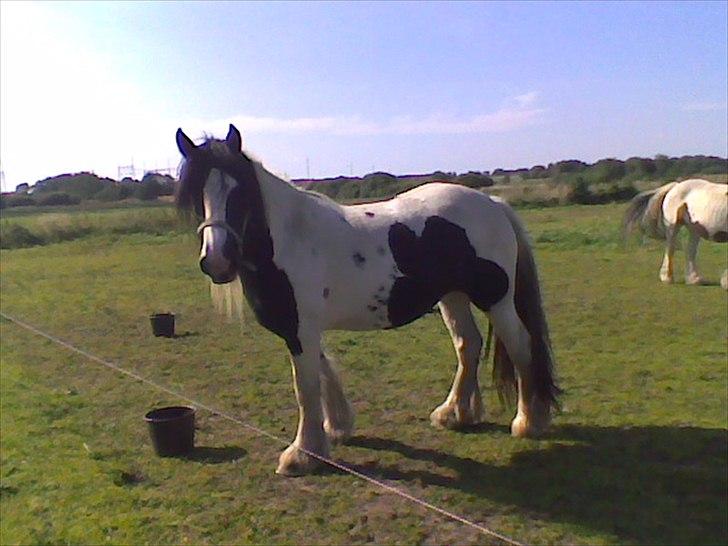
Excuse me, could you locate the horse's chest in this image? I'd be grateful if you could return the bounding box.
[241,264,302,354]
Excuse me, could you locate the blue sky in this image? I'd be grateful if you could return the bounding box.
[1,1,726,191]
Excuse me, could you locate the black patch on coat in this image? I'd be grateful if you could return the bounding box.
[323,287,330,298]
[352,252,366,267]
[367,305,378,312]
[365,211,375,217]
[713,231,728,243]
[176,141,302,355]
[386,216,509,328]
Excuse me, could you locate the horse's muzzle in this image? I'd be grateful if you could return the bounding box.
[200,256,237,284]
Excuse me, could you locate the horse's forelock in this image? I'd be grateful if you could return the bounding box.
[175,155,206,217]
[175,138,246,216]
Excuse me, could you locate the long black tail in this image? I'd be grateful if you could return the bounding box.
[492,204,561,410]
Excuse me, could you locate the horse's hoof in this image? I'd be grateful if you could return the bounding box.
[324,421,353,445]
[510,414,547,438]
[276,444,325,477]
[685,275,706,286]
[660,275,674,284]
[430,401,481,430]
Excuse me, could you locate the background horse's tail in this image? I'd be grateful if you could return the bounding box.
[492,202,560,411]
[623,181,678,240]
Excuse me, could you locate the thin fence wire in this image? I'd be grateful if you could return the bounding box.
[0,311,526,546]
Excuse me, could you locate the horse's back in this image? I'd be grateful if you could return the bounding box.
[667,179,728,238]
[387,182,518,257]
[317,183,520,330]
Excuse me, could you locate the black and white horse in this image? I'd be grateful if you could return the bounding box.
[175,125,559,476]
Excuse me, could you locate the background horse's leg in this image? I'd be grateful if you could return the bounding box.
[277,329,330,477]
[489,299,549,437]
[319,353,354,444]
[660,225,679,283]
[430,291,484,429]
[684,229,705,285]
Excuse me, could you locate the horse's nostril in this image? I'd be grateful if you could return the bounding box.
[199,258,211,276]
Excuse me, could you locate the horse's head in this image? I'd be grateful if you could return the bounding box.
[175,124,255,284]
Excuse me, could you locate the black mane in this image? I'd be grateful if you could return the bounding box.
[174,135,303,355]
[175,138,256,218]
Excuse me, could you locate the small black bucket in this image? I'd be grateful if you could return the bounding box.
[150,313,175,337]
[144,406,195,457]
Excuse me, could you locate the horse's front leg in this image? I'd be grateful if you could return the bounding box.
[277,328,330,477]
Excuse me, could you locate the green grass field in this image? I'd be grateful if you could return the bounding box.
[1,203,726,545]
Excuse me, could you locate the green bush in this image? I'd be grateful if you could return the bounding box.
[0,224,43,248]
[1,194,36,208]
[456,172,494,188]
[33,173,113,199]
[134,180,162,201]
[95,184,133,202]
[566,178,638,205]
[35,192,82,207]
[570,177,593,204]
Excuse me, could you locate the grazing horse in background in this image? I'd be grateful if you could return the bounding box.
[624,179,728,289]
[175,124,560,476]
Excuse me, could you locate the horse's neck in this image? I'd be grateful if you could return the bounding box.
[254,163,342,224]
[253,164,308,220]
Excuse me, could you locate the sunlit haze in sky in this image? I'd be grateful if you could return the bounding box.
[1,1,726,191]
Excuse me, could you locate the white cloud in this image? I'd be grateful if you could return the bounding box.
[0,5,543,197]
[188,93,546,139]
[513,91,539,107]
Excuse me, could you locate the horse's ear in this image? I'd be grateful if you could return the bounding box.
[176,129,197,158]
[226,124,242,153]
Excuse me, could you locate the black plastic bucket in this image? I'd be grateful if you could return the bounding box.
[144,406,195,457]
[150,313,175,337]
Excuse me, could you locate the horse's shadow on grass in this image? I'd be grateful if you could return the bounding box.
[347,424,727,545]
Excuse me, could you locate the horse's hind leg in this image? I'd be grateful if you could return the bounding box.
[659,224,679,283]
[319,352,354,444]
[489,299,550,437]
[430,291,484,430]
[684,230,705,285]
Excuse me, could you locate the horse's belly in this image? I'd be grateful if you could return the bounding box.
[323,296,394,331]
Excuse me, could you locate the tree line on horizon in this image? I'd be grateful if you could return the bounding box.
[1,172,177,208]
[298,154,727,204]
[1,153,725,209]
